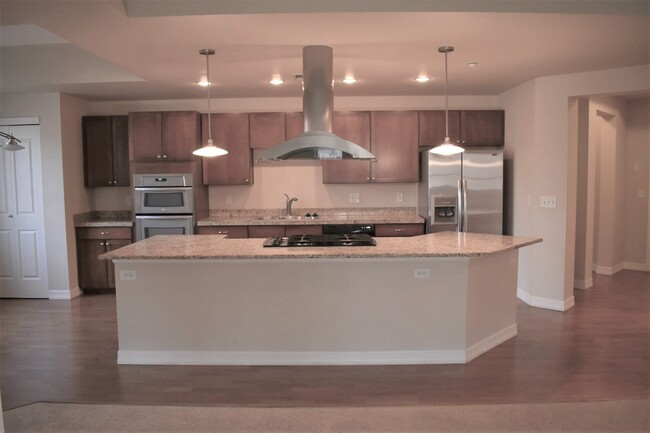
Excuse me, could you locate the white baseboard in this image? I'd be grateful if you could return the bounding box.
[465,324,517,363]
[49,286,82,300]
[118,325,517,366]
[623,262,649,272]
[594,263,625,275]
[517,288,575,312]
[574,277,593,290]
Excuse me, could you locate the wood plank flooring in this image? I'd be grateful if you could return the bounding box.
[1,271,648,410]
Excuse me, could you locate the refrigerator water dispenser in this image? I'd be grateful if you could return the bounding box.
[433,196,457,225]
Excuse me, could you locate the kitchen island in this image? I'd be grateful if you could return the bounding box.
[101,232,541,366]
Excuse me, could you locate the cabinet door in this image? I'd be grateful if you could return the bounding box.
[250,112,286,149]
[418,110,461,149]
[285,225,323,236]
[322,111,372,184]
[375,223,424,237]
[460,110,504,147]
[202,113,253,185]
[105,239,131,288]
[248,226,285,238]
[370,111,419,183]
[285,112,304,139]
[77,239,109,289]
[129,112,163,161]
[196,226,249,238]
[162,111,201,161]
[82,116,115,187]
[112,116,130,186]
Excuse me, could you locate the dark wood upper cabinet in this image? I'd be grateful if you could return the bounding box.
[323,111,372,184]
[460,110,504,147]
[249,112,286,149]
[129,111,200,162]
[162,111,201,160]
[370,111,419,183]
[201,113,253,185]
[419,110,504,148]
[83,116,130,187]
[418,110,461,149]
[285,112,304,140]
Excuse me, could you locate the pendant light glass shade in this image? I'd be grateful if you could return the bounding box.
[0,132,25,151]
[193,48,228,158]
[430,46,465,156]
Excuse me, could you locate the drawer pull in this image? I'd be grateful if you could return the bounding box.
[394,228,405,232]
[100,231,110,235]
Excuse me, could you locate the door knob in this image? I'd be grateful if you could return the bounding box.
[8,214,13,218]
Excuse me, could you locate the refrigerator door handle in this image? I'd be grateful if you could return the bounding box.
[463,179,468,233]
[457,179,463,232]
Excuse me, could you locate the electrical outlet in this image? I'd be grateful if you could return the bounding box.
[349,192,360,203]
[639,189,645,198]
[120,270,137,281]
[540,195,557,208]
[225,194,232,205]
[414,268,430,279]
[396,192,404,203]
[633,163,640,171]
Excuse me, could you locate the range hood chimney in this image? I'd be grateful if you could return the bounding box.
[257,46,376,161]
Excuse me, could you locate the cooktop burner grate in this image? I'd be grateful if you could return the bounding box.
[263,233,377,247]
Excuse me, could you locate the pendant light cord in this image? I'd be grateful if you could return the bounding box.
[444,49,449,138]
[206,52,212,141]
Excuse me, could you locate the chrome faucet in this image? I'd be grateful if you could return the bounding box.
[284,194,298,216]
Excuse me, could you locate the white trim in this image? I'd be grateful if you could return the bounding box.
[0,117,40,126]
[574,277,593,290]
[465,324,518,362]
[623,262,649,272]
[118,324,518,366]
[118,349,467,366]
[517,287,575,311]
[594,262,624,275]
[49,287,82,300]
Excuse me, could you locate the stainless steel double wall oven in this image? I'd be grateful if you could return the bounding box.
[133,173,194,241]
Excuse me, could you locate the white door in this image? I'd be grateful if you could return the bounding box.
[0,122,49,298]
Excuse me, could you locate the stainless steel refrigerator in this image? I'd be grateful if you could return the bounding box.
[418,148,503,234]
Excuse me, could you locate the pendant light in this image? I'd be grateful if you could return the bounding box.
[193,48,228,157]
[0,131,25,152]
[430,46,465,156]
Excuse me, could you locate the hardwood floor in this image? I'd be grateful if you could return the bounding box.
[1,271,648,410]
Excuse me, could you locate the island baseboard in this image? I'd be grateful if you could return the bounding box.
[117,324,517,366]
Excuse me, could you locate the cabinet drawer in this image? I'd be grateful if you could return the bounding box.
[248,226,285,238]
[196,226,248,238]
[285,225,323,236]
[76,227,132,240]
[375,224,424,237]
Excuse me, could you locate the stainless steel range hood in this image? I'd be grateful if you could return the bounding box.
[257,46,376,161]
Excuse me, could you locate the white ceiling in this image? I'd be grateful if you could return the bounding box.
[0,0,648,101]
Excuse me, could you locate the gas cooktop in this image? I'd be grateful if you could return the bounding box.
[263,234,377,247]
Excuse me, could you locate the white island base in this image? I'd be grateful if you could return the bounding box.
[114,249,519,366]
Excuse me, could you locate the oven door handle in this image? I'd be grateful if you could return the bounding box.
[134,187,193,192]
[135,215,194,220]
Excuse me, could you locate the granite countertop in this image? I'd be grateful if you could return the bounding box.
[198,207,425,226]
[100,232,542,261]
[74,211,133,228]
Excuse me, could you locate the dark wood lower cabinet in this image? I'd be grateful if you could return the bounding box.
[375,224,425,237]
[77,227,132,291]
[196,226,249,238]
[248,226,285,238]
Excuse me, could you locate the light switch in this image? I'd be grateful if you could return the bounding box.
[639,189,645,198]
[540,196,557,208]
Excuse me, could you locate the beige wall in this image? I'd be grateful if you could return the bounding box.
[624,97,650,267]
[59,94,92,296]
[498,64,649,311]
[89,95,499,211]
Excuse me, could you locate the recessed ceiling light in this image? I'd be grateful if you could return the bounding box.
[415,76,431,83]
[467,62,479,68]
[342,75,357,84]
[197,80,211,87]
[270,76,284,85]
